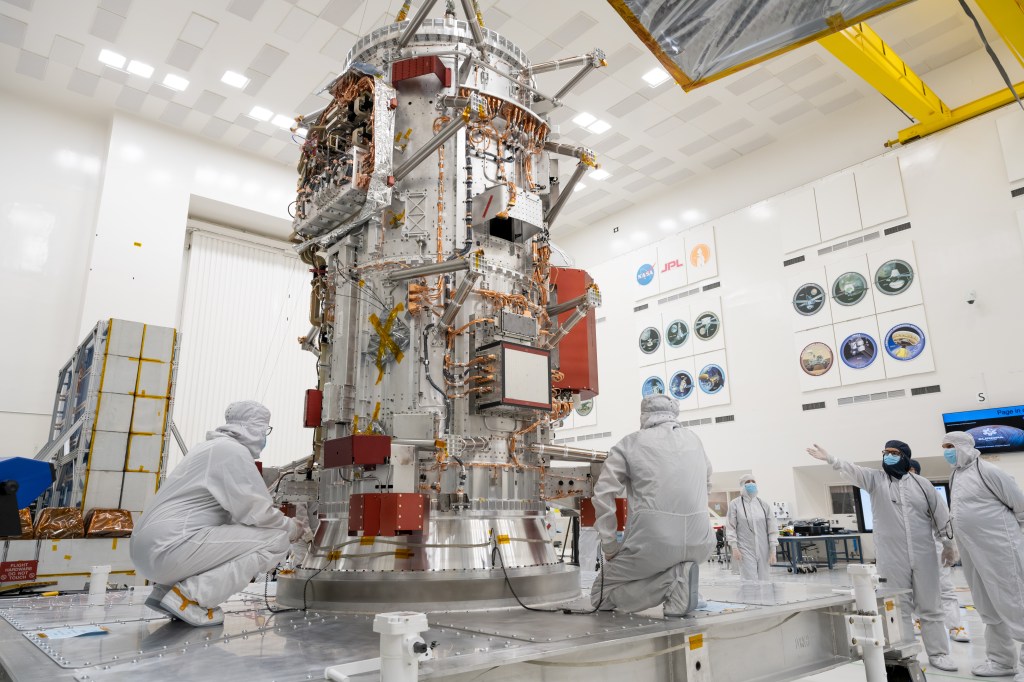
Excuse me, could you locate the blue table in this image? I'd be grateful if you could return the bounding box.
[777,534,863,571]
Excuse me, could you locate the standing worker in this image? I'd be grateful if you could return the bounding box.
[943,432,1024,679]
[591,395,715,616]
[806,441,959,672]
[908,459,970,643]
[132,401,308,626]
[726,474,779,581]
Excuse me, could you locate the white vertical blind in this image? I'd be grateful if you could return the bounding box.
[172,227,316,470]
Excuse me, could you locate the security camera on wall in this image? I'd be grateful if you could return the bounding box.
[966,290,977,305]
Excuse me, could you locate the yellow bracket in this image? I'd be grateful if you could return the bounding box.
[889,79,1024,145]
[974,0,1024,69]
[369,303,405,385]
[820,22,950,123]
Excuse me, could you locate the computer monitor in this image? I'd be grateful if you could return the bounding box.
[942,405,1024,454]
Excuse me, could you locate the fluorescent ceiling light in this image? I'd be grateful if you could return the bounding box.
[591,169,611,181]
[271,114,294,130]
[126,60,154,78]
[222,70,250,88]
[572,112,597,127]
[98,49,126,69]
[587,120,611,134]
[249,106,273,121]
[574,183,587,192]
[162,74,189,91]
[642,67,670,87]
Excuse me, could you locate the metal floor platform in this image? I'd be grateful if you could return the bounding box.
[0,578,898,682]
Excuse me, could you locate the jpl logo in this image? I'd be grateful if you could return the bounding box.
[636,263,655,286]
[662,259,684,273]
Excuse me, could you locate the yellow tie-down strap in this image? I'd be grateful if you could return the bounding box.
[369,303,405,385]
[394,548,414,560]
[496,534,510,545]
[360,536,376,546]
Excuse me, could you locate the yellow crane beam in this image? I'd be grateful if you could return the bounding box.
[819,22,951,122]
[974,0,1024,68]
[888,78,1024,145]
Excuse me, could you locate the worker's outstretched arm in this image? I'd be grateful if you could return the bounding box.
[593,442,629,558]
[807,444,877,493]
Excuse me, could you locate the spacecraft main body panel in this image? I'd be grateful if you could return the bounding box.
[277,5,605,609]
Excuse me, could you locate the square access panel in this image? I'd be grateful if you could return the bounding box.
[473,341,551,416]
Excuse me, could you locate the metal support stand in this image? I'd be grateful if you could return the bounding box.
[325,612,432,681]
[847,564,887,682]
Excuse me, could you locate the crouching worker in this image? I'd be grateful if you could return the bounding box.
[131,401,307,626]
[590,394,714,616]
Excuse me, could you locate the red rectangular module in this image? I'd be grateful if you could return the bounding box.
[303,389,323,428]
[391,56,451,87]
[579,497,627,531]
[348,494,366,534]
[551,267,599,399]
[379,493,427,536]
[323,435,392,468]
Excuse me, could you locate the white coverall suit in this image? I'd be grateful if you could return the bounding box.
[946,431,1024,678]
[132,402,303,610]
[726,483,779,581]
[826,453,954,660]
[590,395,714,615]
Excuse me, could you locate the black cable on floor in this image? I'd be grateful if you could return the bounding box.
[263,569,297,614]
[491,537,606,615]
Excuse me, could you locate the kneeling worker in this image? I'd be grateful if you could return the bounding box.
[591,394,714,616]
[131,401,307,626]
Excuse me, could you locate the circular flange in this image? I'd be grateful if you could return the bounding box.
[277,563,581,612]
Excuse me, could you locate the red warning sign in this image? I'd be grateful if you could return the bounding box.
[0,560,38,582]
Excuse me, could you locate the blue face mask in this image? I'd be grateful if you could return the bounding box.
[882,454,901,466]
[943,448,958,465]
[744,483,757,495]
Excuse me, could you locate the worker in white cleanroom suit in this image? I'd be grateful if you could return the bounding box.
[943,431,1024,679]
[726,473,779,581]
[908,459,970,644]
[807,441,959,672]
[131,401,307,626]
[590,394,714,616]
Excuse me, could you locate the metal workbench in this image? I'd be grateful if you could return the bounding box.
[0,577,913,682]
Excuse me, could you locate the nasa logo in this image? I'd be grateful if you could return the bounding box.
[636,263,655,286]
[661,259,684,273]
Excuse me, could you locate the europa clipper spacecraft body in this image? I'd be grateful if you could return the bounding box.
[277,1,606,610]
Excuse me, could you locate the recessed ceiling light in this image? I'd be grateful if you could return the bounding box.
[98,49,126,69]
[574,183,587,192]
[587,120,611,134]
[222,70,250,89]
[572,112,597,127]
[271,114,294,130]
[162,74,189,91]
[249,106,273,121]
[126,60,154,78]
[591,169,611,181]
[642,67,670,87]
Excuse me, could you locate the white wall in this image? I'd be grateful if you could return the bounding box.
[560,104,1024,518]
[0,95,108,457]
[0,93,297,458]
[79,113,295,337]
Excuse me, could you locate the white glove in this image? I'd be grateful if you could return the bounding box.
[940,543,959,567]
[301,528,315,543]
[731,548,741,561]
[806,444,830,462]
[769,547,778,565]
[602,542,620,561]
[288,516,308,543]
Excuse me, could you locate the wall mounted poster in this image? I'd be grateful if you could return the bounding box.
[832,316,886,386]
[684,224,718,283]
[691,297,725,355]
[640,367,666,399]
[574,396,598,428]
[657,234,688,293]
[665,356,699,412]
[694,350,730,408]
[793,326,841,392]
[662,302,694,361]
[634,307,664,367]
[629,245,660,301]
[876,305,935,379]
[867,242,923,314]
[788,265,834,332]
[826,255,876,324]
